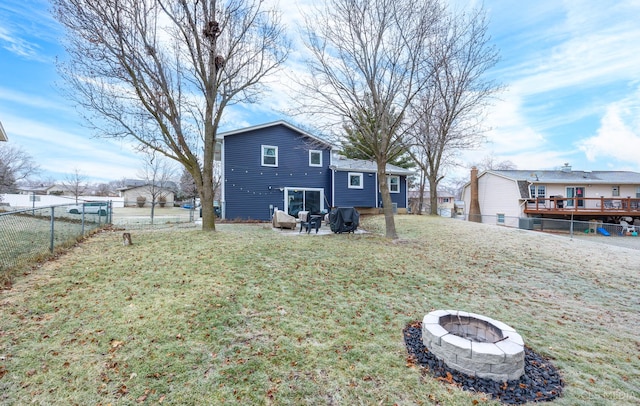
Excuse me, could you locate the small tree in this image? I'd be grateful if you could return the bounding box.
[137,151,176,224]
[62,168,88,203]
[0,144,40,195]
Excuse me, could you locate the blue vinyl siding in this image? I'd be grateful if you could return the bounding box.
[332,170,407,209]
[224,124,332,220]
[332,171,378,207]
[378,176,407,208]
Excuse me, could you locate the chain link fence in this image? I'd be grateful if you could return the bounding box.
[456,213,640,250]
[0,203,112,277]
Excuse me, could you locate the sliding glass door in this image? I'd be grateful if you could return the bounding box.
[286,188,323,217]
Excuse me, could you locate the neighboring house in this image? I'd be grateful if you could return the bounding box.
[407,189,456,215]
[0,120,7,142]
[16,185,53,195]
[118,179,177,207]
[462,164,640,227]
[220,121,413,221]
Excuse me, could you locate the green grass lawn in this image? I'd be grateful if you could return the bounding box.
[0,215,638,405]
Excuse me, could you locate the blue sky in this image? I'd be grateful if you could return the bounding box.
[1,0,639,184]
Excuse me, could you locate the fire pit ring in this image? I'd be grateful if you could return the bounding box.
[422,310,525,382]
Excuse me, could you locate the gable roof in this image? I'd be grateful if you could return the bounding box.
[330,154,415,176]
[218,120,334,149]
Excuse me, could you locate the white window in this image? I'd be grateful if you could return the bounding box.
[262,145,278,167]
[497,213,505,224]
[348,172,363,189]
[530,185,546,198]
[388,175,400,193]
[612,185,620,197]
[636,187,640,198]
[309,150,322,167]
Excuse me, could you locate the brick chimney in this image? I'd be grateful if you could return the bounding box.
[468,166,481,223]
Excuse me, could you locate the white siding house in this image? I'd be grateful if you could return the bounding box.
[462,165,640,225]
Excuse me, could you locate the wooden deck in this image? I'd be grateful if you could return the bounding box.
[523,196,640,217]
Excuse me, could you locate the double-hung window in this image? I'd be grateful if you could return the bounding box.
[388,175,400,193]
[262,145,278,167]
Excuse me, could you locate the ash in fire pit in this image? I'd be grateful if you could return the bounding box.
[422,310,525,382]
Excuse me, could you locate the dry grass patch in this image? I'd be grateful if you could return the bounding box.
[0,216,638,405]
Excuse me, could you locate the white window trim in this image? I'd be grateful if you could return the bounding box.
[261,145,278,167]
[348,172,363,189]
[309,150,322,167]
[388,175,400,193]
[497,213,505,224]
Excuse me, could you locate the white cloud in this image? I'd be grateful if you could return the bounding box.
[577,90,640,167]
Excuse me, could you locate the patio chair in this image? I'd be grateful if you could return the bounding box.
[298,211,321,233]
[619,220,637,234]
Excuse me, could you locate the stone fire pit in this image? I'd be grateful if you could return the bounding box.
[422,310,525,382]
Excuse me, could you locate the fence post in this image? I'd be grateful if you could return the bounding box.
[570,212,574,239]
[81,205,85,235]
[50,206,55,253]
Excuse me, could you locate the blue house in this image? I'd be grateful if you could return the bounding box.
[220,121,413,221]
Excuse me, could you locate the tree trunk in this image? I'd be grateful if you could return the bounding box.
[429,176,439,215]
[418,171,426,215]
[378,161,398,239]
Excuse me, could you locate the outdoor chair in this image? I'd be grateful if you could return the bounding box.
[619,220,637,234]
[298,211,321,233]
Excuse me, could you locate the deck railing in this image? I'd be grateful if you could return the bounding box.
[524,196,640,214]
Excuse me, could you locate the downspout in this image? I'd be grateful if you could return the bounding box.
[220,139,226,220]
[375,172,379,208]
[330,167,335,208]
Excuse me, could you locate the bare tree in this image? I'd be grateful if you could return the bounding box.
[299,0,443,239]
[62,168,88,203]
[408,6,501,215]
[52,0,289,231]
[0,144,40,194]
[94,183,112,196]
[473,155,517,172]
[137,150,176,224]
[179,167,199,202]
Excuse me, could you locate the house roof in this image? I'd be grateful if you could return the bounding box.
[330,155,415,176]
[0,121,7,141]
[488,169,640,184]
[117,179,178,192]
[218,120,334,149]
